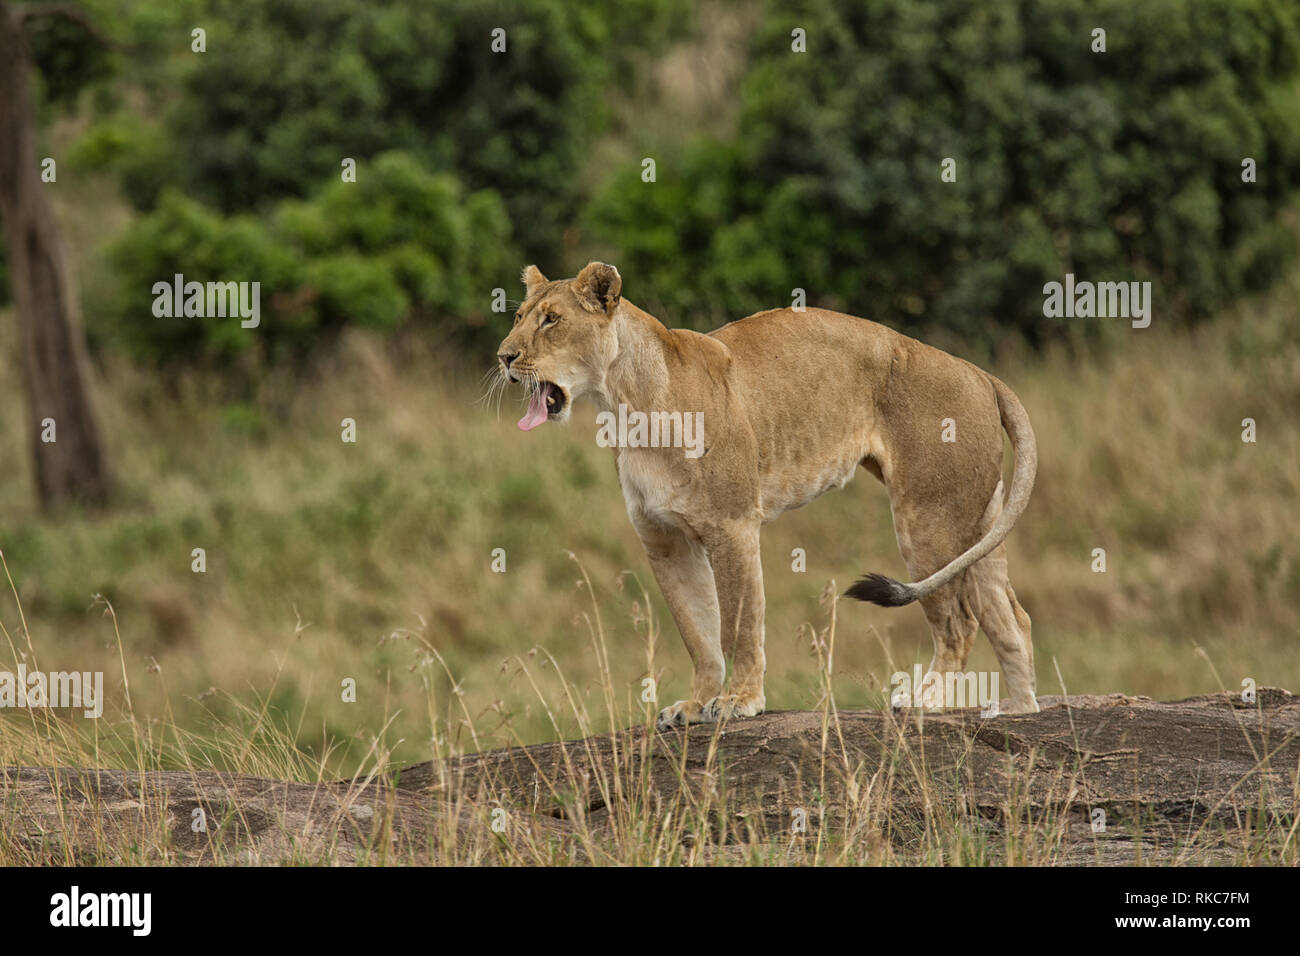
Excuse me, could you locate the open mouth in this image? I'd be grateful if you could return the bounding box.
[518,380,568,431]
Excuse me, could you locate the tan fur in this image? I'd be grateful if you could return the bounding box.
[497,262,1039,728]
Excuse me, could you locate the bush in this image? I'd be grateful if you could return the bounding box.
[106,152,516,364]
[90,0,695,260]
[588,0,1300,345]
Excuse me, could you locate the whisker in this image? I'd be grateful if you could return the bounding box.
[476,362,518,423]
[474,367,502,407]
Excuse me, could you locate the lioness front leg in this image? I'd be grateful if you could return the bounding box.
[633,516,725,730]
[700,522,766,722]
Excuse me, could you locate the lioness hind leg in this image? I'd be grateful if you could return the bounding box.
[896,504,1038,715]
[912,581,980,709]
[886,496,982,710]
[886,471,999,711]
[967,545,1038,714]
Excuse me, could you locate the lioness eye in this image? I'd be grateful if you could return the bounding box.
[541,312,559,328]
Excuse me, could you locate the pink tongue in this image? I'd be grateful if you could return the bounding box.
[518,383,552,431]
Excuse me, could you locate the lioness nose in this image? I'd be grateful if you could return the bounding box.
[499,351,520,369]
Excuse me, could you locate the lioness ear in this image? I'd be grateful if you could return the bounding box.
[521,265,548,297]
[571,261,622,314]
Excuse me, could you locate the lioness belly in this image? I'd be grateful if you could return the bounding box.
[758,438,869,518]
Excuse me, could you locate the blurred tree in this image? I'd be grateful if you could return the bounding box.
[0,1,113,508]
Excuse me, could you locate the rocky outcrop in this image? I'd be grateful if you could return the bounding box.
[396,689,1300,864]
[4,690,1296,864]
[0,766,569,865]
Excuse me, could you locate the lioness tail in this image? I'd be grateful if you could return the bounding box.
[844,374,1037,607]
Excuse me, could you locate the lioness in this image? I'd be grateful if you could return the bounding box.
[497,262,1038,728]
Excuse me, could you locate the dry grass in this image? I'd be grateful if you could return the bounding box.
[2,560,1294,866]
[4,273,1297,774]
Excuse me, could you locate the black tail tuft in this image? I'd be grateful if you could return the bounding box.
[844,573,916,607]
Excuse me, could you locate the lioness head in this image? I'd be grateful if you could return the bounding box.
[495,261,622,430]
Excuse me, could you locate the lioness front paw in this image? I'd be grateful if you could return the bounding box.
[701,693,765,722]
[890,672,950,712]
[656,699,704,731]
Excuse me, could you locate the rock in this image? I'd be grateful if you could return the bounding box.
[397,689,1299,864]
[4,690,1295,864]
[0,766,573,865]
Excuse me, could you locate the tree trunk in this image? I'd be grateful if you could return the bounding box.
[0,1,111,509]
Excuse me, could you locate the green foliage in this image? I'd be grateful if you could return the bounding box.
[22,0,1300,355]
[589,0,1300,344]
[24,8,115,107]
[95,0,694,259]
[106,152,516,364]
[70,114,182,213]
